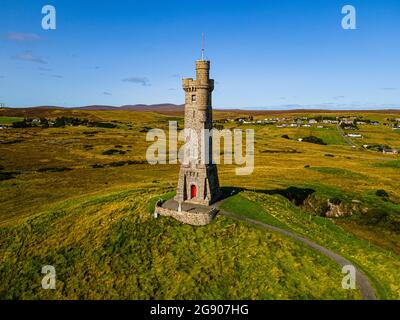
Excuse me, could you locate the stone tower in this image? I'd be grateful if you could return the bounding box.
[174,58,221,206]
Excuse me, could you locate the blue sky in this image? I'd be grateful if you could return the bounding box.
[0,0,399,109]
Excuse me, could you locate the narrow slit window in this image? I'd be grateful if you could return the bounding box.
[191,95,196,102]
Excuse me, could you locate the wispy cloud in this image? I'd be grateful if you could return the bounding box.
[51,74,63,79]
[39,67,52,72]
[332,96,345,100]
[122,77,150,86]
[103,92,112,96]
[13,51,47,64]
[382,87,396,91]
[5,32,41,42]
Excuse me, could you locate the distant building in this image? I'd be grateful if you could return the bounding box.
[383,148,399,155]
[347,133,363,138]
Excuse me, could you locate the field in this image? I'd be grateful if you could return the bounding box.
[0,107,399,299]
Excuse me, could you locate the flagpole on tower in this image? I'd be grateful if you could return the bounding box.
[201,33,205,61]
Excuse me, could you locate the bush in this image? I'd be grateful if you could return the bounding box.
[302,136,327,145]
[91,164,104,169]
[281,134,290,139]
[376,189,389,199]
[109,161,127,167]
[102,149,126,155]
[0,172,15,181]
[12,120,32,128]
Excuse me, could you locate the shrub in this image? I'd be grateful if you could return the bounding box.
[102,149,126,155]
[281,134,290,139]
[91,164,104,169]
[109,161,127,167]
[376,189,389,199]
[0,172,15,181]
[12,120,32,128]
[302,136,327,145]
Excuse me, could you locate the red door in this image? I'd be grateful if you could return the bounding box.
[191,185,197,199]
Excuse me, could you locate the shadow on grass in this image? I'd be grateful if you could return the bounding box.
[220,186,316,206]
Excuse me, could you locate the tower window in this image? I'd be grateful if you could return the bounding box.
[191,95,196,102]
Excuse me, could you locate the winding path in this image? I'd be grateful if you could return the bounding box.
[218,209,377,300]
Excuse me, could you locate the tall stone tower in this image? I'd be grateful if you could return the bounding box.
[174,58,221,206]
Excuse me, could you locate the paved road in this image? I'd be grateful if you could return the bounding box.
[336,123,357,147]
[218,209,377,300]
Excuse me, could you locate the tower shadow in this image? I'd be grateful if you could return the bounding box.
[219,186,316,206]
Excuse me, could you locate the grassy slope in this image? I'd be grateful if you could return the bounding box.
[0,188,359,299]
[221,192,400,299]
[1,108,399,299]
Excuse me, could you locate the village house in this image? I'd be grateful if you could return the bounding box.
[347,133,363,138]
[383,148,399,155]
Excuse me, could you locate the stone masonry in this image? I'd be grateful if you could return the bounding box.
[174,59,221,206]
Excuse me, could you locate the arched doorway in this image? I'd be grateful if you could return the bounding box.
[190,185,197,199]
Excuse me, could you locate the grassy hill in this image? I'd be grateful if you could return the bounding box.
[0,108,399,299]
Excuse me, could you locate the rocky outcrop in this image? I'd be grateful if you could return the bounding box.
[303,194,367,218]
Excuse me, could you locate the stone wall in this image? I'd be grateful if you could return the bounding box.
[154,205,218,226]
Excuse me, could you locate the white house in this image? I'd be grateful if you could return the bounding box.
[347,134,363,138]
[383,148,399,155]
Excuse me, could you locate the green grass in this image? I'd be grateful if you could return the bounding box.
[221,191,400,299]
[0,116,23,124]
[0,188,359,299]
[373,160,400,169]
[221,194,288,229]
[306,167,367,179]
[1,108,399,300]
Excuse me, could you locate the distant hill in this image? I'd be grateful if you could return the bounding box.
[2,104,399,117]
[77,104,184,112]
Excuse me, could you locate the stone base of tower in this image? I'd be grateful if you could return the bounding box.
[174,164,222,207]
[154,199,219,226]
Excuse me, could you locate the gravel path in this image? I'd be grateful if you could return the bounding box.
[219,209,377,300]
